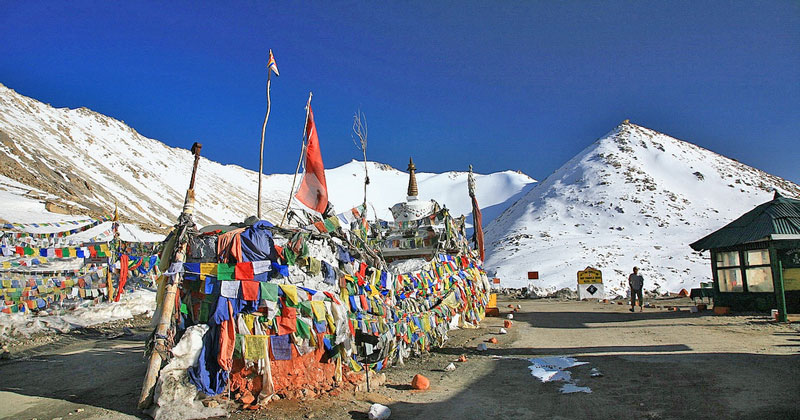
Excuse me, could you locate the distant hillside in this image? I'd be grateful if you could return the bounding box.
[0,83,535,232]
[485,121,800,296]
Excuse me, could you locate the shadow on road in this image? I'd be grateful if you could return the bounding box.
[387,352,800,420]
[0,334,147,417]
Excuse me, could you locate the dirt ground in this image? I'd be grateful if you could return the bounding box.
[2,297,799,420]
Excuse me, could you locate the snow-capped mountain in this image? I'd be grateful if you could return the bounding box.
[0,83,535,233]
[485,121,800,296]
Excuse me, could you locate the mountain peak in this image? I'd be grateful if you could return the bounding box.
[485,122,800,296]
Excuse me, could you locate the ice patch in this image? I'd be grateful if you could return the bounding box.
[560,383,592,394]
[527,356,591,394]
[0,288,156,341]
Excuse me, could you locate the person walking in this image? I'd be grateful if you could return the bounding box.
[628,266,644,312]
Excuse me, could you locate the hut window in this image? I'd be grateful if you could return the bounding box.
[715,251,739,267]
[744,250,770,266]
[745,267,774,292]
[717,268,743,292]
[744,249,773,292]
[716,251,743,292]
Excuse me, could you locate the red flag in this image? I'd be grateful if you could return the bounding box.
[114,254,129,302]
[471,195,485,261]
[295,106,329,213]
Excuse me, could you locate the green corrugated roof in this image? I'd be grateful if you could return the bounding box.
[690,194,800,251]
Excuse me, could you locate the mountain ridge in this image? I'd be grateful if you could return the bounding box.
[485,121,800,295]
[0,82,535,233]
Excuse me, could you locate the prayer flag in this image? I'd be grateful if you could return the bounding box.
[234,262,254,280]
[260,282,279,302]
[244,335,268,360]
[271,334,292,360]
[267,49,280,77]
[294,106,329,214]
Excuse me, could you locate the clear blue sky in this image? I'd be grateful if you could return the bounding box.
[1,1,798,184]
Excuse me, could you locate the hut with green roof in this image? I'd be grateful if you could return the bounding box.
[690,192,800,321]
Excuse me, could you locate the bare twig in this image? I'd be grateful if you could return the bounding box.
[352,110,369,216]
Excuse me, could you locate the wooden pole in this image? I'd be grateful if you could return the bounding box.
[280,92,312,227]
[138,142,202,409]
[257,71,272,219]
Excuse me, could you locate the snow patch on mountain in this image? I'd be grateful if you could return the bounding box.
[0,83,534,234]
[485,122,800,297]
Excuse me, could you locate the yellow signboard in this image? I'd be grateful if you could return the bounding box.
[577,267,603,284]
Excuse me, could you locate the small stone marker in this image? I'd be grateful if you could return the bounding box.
[369,403,392,420]
[411,374,430,390]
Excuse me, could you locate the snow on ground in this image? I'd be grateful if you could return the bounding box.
[527,356,592,394]
[0,288,156,340]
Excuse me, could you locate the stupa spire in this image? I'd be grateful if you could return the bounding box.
[407,157,418,199]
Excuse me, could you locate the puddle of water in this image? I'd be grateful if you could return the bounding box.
[527,356,591,394]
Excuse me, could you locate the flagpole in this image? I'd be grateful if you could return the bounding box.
[280,92,313,227]
[257,70,272,219]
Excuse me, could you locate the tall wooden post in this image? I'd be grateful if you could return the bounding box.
[257,71,272,219]
[138,142,202,409]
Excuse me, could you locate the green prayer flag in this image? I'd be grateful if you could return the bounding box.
[179,302,189,315]
[234,333,245,358]
[284,247,296,266]
[296,318,311,339]
[299,301,313,318]
[260,282,278,302]
[323,218,336,232]
[217,263,235,280]
[24,247,33,256]
[199,302,210,323]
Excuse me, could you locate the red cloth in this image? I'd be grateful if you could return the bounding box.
[217,228,245,263]
[277,306,297,335]
[323,291,340,305]
[114,254,129,302]
[294,106,328,213]
[241,280,259,301]
[471,194,485,261]
[55,248,63,258]
[356,263,367,285]
[235,262,254,280]
[218,300,235,371]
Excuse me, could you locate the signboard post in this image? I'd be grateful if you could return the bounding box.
[577,267,604,300]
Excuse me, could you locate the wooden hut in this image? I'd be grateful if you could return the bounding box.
[690,192,800,321]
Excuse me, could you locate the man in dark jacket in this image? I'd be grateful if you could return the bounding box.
[628,267,644,312]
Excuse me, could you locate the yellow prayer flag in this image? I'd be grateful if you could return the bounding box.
[442,292,459,308]
[279,284,299,305]
[200,263,217,280]
[422,316,431,332]
[2,280,10,288]
[243,314,256,333]
[310,301,326,321]
[326,313,336,333]
[243,335,268,360]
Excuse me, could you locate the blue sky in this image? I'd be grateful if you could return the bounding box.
[1,1,798,184]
